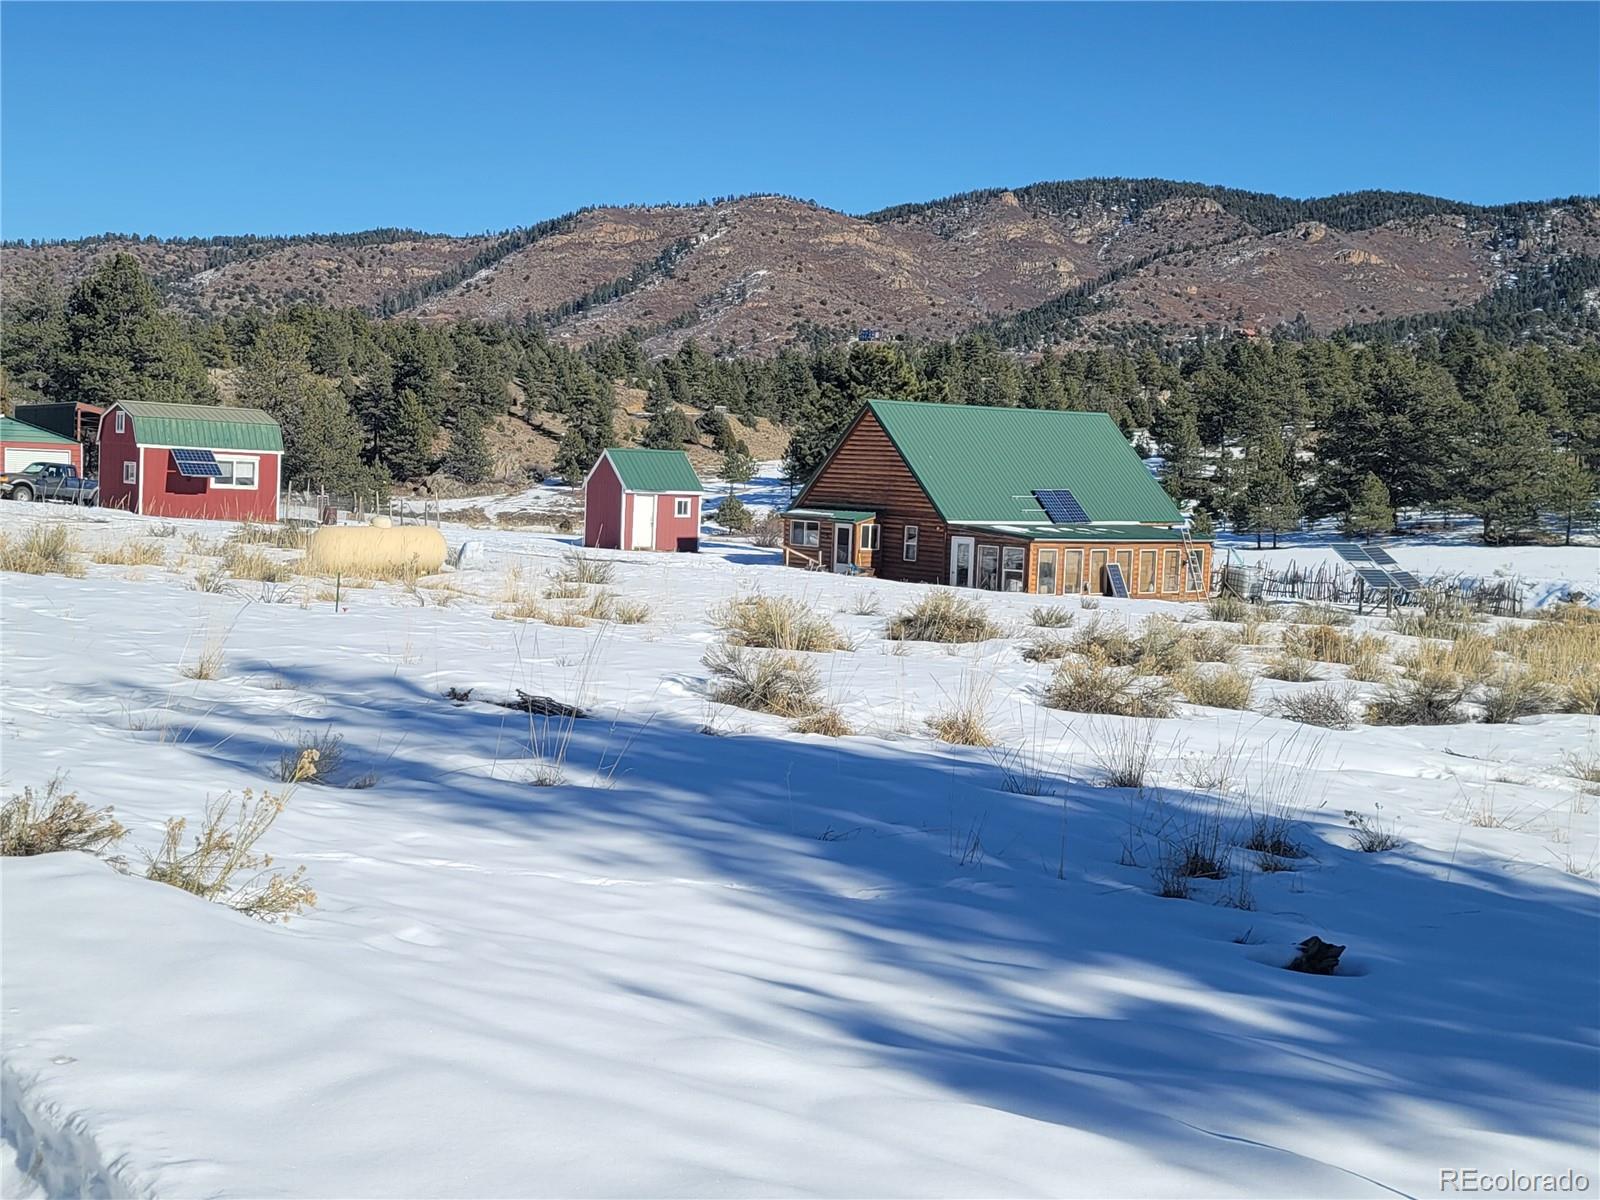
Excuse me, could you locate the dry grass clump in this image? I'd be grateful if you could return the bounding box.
[0,525,85,577]
[494,594,547,622]
[1,778,126,857]
[553,549,616,586]
[1366,669,1469,725]
[1346,807,1402,852]
[886,590,1000,643]
[1131,618,1194,676]
[233,522,314,551]
[611,597,652,624]
[221,544,293,583]
[1044,659,1176,717]
[1399,634,1496,682]
[546,606,591,628]
[92,539,166,567]
[1205,593,1251,623]
[1263,652,1318,682]
[703,643,822,717]
[1089,719,1160,789]
[1390,602,1477,641]
[1030,605,1074,628]
[544,579,586,600]
[1492,618,1600,713]
[793,707,852,737]
[1021,632,1074,663]
[1187,629,1240,665]
[847,592,883,616]
[1175,667,1254,710]
[1274,685,1357,729]
[1344,637,1391,681]
[1230,608,1274,646]
[180,631,228,680]
[1289,601,1353,627]
[713,593,847,652]
[1282,624,1388,667]
[926,675,997,747]
[1070,617,1139,665]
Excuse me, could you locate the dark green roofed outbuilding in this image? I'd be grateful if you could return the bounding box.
[601,448,704,494]
[113,400,284,452]
[863,399,1182,525]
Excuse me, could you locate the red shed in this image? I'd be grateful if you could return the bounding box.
[97,400,283,522]
[583,448,704,552]
[0,416,82,474]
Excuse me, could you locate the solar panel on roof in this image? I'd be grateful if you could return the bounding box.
[171,448,221,478]
[1104,562,1129,598]
[1034,488,1089,523]
[1331,543,1374,564]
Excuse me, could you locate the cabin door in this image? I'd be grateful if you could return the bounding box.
[832,524,853,573]
[630,493,656,549]
[948,537,975,587]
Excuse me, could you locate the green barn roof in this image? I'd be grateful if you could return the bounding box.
[603,448,703,493]
[115,401,283,452]
[0,416,77,445]
[844,399,1182,526]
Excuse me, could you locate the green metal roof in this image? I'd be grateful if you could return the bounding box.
[850,399,1183,526]
[956,522,1204,543]
[785,508,876,523]
[604,448,703,493]
[0,416,77,445]
[116,401,283,452]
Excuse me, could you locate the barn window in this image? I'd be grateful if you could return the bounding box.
[860,524,880,552]
[902,525,918,561]
[115,411,126,435]
[790,520,819,548]
[214,456,259,489]
[122,460,137,484]
[674,497,691,518]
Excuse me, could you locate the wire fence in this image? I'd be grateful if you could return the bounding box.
[279,488,441,528]
[1217,557,1525,616]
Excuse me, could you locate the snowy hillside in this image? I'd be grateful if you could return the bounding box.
[2,503,1597,1199]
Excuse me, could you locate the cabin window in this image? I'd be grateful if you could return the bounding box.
[1114,550,1133,591]
[1090,549,1109,594]
[115,411,126,435]
[1162,549,1180,593]
[122,460,137,484]
[790,520,820,548]
[674,498,691,518]
[860,523,880,552]
[977,545,1000,590]
[1036,549,1058,596]
[214,456,259,489]
[1001,547,1025,592]
[1138,549,1157,594]
[1062,549,1083,592]
[1187,549,1205,592]
[902,525,918,561]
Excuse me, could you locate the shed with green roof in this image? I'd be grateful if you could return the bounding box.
[784,398,1210,599]
[98,400,284,522]
[584,447,706,553]
[1,416,83,474]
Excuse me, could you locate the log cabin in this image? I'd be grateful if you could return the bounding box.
[782,399,1211,600]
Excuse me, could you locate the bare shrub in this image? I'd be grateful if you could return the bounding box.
[703,644,821,717]
[1274,685,1357,729]
[276,729,345,784]
[1030,605,1074,628]
[1021,632,1073,663]
[192,565,230,593]
[1131,618,1193,676]
[1231,609,1273,646]
[92,540,166,567]
[1079,597,1100,610]
[1241,805,1306,860]
[1187,630,1240,664]
[848,592,883,616]
[1070,617,1139,665]
[1206,593,1250,623]
[1175,667,1253,710]
[1044,659,1176,718]
[1346,806,1402,852]
[886,590,999,643]
[1366,670,1468,725]
[1,778,126,857]
[752,513,785,548]
[1478,671,1561,724]
[794,707,852,737]
[0,525,84,577]
[714,593,847,652]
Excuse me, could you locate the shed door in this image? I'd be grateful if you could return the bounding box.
[4,447,71,472]
[630,494,657,549]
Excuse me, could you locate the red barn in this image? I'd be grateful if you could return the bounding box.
[0,416,82,474]
[583,448,704,552]
[97,401,283,522]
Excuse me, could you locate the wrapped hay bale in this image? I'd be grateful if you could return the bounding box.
[306,525,447,580]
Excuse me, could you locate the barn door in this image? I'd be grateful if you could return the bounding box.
[631,494,657,549]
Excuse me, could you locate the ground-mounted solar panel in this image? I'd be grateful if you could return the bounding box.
[1353,566,1399,591]
[1387,569,1426,590]
[1360,545,1401,566]
[1104,562,1129,598]
[171,448,221,478]
[1331,543,1374,564]
[1034,488,1090,523]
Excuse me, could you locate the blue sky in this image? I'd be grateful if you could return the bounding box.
[2,2,1595,240]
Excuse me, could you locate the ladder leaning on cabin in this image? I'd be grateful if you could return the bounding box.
[1180,525,1204,595]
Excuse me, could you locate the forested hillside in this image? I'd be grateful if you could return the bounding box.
[5,179,1596,354]
[3,248,1596,546]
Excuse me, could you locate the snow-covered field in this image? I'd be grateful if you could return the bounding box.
[2,500,1597,1198]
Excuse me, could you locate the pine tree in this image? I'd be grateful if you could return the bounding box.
[641,387,693,448]
[443,409,493,484]
[1458,383,1557,543]
[1344,473,1395,538]
[720,445,756,485]
[716,493,753,532]
[1545,455,1597,546]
